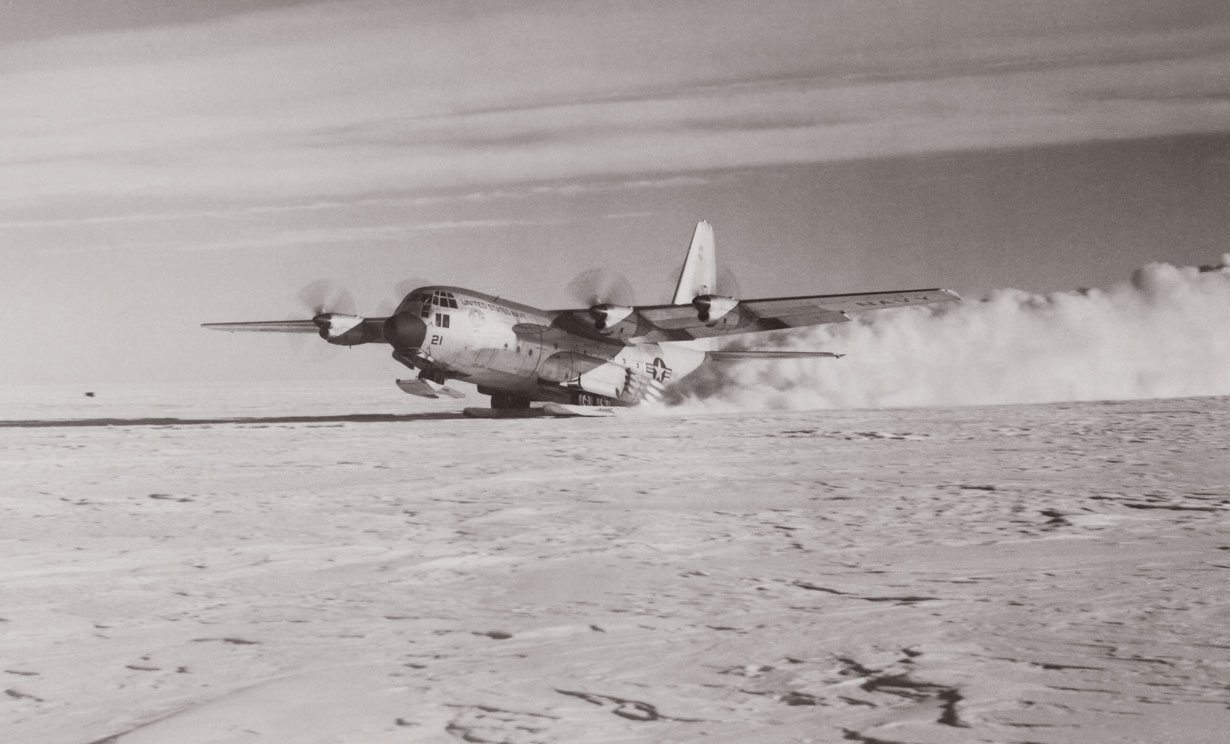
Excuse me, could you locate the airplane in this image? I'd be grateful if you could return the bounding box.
[203,221,959,416]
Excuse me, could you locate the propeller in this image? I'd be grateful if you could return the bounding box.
[376,277,434,317]
[297,279,355,317]
[567,268,637,307]
[396,277,436,296]
[718,265,743,299]
[282,279,357,352]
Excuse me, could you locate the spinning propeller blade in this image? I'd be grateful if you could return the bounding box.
[296,279,355,316]
[377,278,433,316]
[718,265,742,299]
[567,268,637,307]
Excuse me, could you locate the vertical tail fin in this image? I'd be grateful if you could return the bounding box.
[671,220,717,304]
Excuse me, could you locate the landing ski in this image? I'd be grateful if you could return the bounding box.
[396,378,465,399]
[541,402,623,417]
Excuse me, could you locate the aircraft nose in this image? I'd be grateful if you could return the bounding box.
[383,312,426,349]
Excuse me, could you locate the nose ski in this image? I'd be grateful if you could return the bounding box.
[396,378,465,399]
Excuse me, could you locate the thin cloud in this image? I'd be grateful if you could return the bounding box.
[162,218,562,252]
[30,218,558,256]
[0,174,720,231]
[603,211,658,221]
[2,2,1228,203]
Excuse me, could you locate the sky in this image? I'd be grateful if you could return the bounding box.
[2,0,1229,385]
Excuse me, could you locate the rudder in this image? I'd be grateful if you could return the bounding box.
[671,220,717,304]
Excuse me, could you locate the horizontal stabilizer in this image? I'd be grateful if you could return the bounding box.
[706,350,843,361]
[201,320,318,333]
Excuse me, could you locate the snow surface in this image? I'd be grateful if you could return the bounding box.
[3,383,1229,743]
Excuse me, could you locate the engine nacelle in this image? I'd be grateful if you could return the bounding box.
[313,313,369,345]
[587,303,634,332]
[691,295,739,324]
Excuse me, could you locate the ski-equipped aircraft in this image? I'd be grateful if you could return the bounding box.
[203,222,958,415]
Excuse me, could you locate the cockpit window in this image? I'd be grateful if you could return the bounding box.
[430,290,458,309]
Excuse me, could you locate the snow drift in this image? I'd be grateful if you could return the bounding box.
[662,256,1230,411]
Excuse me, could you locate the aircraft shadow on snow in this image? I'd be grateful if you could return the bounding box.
[0,412,467,429]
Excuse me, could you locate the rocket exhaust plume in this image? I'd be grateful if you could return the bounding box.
[662,256,1230,411]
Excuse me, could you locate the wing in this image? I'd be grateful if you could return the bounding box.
[202,317,391,347]
[549,288,959,343]
[201,320,319,333]
[706,350,843,360]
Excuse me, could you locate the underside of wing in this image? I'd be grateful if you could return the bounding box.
[201,320,319,333]
[549,287,959,344]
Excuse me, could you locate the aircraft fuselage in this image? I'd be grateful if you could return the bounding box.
[390,286,704,407]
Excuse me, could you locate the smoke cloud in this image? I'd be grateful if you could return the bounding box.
[661,256,1230,411]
